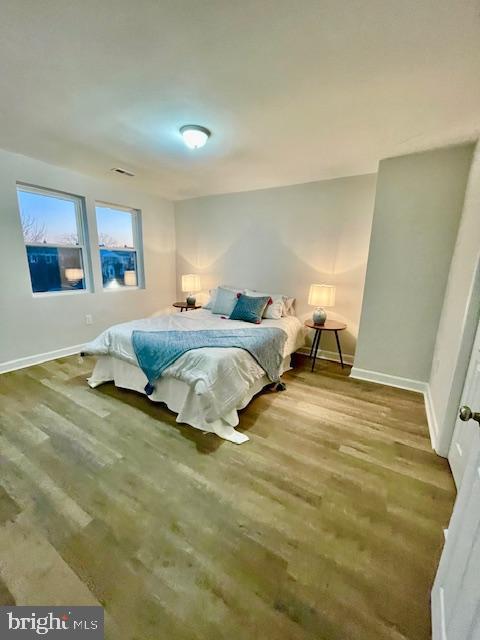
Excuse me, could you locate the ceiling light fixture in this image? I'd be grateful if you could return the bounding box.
[180,125,211,149]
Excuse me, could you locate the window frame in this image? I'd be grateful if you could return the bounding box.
[16,183,92,297]
[95,201,145,291]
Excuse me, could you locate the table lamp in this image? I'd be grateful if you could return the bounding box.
[181,274,201,306]
[308,284,335,325]
[124,270,137,287]
[65,268,84,284]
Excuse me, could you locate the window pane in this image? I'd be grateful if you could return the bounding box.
[96,206,134,249]
[26,246,86,293]
[100,249,137,289]
[18,189,79,245]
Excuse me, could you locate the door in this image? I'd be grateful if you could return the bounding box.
[431,435,480,639]
[448,318,480,488]
[431,319,480,638]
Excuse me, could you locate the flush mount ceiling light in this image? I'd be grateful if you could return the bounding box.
[180,125,211,149]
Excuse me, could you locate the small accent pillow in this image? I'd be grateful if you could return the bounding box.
[244,289,286,319]
[211,286,240,315]
[229,294,271,324]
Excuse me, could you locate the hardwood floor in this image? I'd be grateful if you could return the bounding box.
[0,355,455,640]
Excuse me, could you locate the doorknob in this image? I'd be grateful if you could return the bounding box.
[459,406,480,425]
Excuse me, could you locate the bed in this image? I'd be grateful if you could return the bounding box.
[84,308,305,444]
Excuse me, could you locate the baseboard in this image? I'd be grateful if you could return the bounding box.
[423,383,439,452]
[350,367,427,394]
[0,344,84,374]
[297,347,354,366]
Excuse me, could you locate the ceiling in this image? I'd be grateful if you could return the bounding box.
[0,0,479,200]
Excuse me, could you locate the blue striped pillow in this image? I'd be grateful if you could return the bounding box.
[229,294,271,324]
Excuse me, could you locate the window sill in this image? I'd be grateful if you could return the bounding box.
[32,289,90,299]
[102,286,144,293]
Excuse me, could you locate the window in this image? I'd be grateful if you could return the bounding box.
[95,203,143,289]
[17,185,90,294]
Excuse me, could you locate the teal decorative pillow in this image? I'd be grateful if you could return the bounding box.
[230,294,271,324]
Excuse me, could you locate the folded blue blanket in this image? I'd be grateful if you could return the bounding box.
[132,328,287,395]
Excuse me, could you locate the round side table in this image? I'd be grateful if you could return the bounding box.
[304,320,347,371]
[173,302,202,312]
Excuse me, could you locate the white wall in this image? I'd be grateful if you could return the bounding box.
[0,148,176,369]
[353,143,474,386]
[428,142,480,455]
[175,174,377,360]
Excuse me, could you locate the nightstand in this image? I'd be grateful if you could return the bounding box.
[173,302,202,312]
[304,320,347,371]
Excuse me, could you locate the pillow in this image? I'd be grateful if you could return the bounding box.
[244,289,286,319]
[204,285,244,310]
[284,297,296,315]
[203,288,217,310]
[229,294,271,324]
[211,286,241,315]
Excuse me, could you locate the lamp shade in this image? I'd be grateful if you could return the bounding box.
[181,274,201,293]
[308,284,335,307]
[124,270,137,286]
[65,268,84,282]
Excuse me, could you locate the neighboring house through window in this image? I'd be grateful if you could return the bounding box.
[16,184,90,294]
[95,202,144,289]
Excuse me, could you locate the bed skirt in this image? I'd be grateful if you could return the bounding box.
[87,355,293,444]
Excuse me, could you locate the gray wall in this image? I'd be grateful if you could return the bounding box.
[175,174,377,360]
[354,143,474,382]
[428,142,480,454]
[0,148,176,367]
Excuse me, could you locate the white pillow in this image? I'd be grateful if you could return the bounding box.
[244,289,285,319]
[211,286,241,315]
[284,297,296,315]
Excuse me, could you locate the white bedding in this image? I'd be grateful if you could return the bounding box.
[85,309,305,443]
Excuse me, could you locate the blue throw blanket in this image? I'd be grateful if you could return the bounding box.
[132,328,287,395]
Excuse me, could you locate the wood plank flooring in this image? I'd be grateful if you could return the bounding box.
[0,355,455,640]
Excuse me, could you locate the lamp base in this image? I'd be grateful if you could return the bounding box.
[313,308,327,325]
[186,295,196,306]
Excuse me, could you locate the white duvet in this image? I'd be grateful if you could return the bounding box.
[84,309,305,443]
